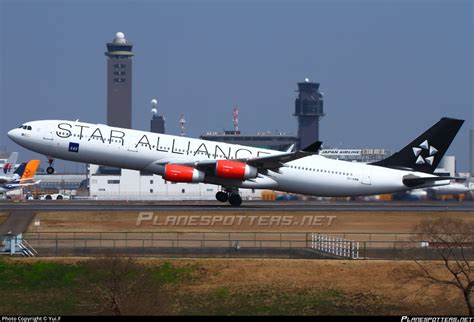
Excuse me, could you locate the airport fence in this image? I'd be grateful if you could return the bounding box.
[19,231,474,259]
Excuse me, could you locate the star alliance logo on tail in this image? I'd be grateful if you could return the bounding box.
[412,140,438,165]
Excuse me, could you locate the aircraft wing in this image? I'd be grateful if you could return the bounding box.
[0,177,13,184]
[243,141,322,170]
[148,141,322,173]
[4,179,41,189]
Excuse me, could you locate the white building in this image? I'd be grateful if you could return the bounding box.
[88,164,261,200]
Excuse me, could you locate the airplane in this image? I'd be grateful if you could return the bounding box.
[402,181,472,201]
[0,159,41,194]
[428,181,472,196]
[0,152,19,184]
[7,117,464,206]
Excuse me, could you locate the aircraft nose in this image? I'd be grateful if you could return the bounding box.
[7,128,18,141]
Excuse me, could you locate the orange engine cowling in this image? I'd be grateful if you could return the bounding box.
[215,160,258,180]
[164,164,205,183]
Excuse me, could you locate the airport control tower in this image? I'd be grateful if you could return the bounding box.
[105,32,134,129]
[294,79,325,149]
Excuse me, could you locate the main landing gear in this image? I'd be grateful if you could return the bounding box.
[215,188,242,207]
[46,157,55,174]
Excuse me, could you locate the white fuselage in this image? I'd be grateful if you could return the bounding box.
[8,120,445,197]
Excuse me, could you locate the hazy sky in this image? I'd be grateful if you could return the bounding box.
[1,0,472,172]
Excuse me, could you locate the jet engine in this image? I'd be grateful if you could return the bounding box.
[164,164,205,183]
[215,160,257,180]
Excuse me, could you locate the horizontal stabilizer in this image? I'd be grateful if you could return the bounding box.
[402,174,461,188]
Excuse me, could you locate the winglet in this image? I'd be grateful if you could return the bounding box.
[302,141,322,154]
[285,144,295,153]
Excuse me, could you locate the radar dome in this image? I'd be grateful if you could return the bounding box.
[114,32,127,44]
[304,78,310,83]
[151,99,158,106]
[151,108,158,115]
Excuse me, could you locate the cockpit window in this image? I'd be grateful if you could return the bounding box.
[21,125,32,130]
[27,126,32,130]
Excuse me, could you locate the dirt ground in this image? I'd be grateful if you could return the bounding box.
[28,210,474,234]
[0,213,7,225]
[9,257,469,315]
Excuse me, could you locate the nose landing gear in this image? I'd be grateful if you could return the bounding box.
[46,157,55,174]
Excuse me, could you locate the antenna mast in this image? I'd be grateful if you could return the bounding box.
[179,113,186,136]
[233,106,239,132]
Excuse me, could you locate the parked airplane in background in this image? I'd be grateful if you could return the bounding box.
[428,181,472,196]
[399,181,472,201]
[0,152,19,184]
[8,117,464,206]
[0,159,41,194]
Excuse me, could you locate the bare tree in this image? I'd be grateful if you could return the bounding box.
[412,218,473,315]
[76,256,168,315]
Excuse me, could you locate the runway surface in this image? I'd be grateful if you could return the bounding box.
[1,200,474,212]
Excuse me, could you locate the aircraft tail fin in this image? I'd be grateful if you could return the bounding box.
[13,162,27,177]
[371,117,464,174]
[2,152,18,175]
[20,160,40,182]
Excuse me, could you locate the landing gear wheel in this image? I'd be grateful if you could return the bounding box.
[46,157,55,175]
[228,194,242,207]
[216,191,228,202]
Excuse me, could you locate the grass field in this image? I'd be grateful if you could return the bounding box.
[0,257,468,315]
